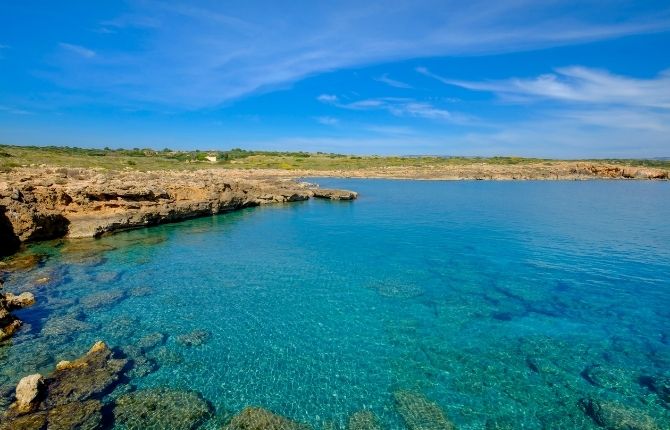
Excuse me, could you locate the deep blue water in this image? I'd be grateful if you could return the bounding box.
[2,180,670,429]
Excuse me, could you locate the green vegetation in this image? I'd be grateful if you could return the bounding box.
[0,144,668,172]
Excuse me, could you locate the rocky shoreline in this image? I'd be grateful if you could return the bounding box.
[0,167,357,257]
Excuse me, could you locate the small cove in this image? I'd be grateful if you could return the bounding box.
[1,179,669,428]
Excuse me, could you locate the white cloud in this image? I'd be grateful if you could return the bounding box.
[315,116,339,125]
[419,66,670,109]
[317,94,339,104]
[58,42,96,58]
[375,74,412,89]
[45,0,670,108]
[321,96,466,123]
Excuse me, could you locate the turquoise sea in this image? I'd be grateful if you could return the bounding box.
[2,179,670,429]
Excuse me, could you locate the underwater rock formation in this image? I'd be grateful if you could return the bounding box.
[225,406,311,430]
[0,167,356,255]
[347,410,383,430]
[177,329,211,347]
[0,341,126,429]
[579,397,661,430]
[0,279,35,341]
[393,390,456,430]
[113,388,212,430]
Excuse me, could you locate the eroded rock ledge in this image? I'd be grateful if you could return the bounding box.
[0,278,35,341]
[0,167,357,256]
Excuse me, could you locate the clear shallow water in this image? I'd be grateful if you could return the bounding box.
[1,180,669,429]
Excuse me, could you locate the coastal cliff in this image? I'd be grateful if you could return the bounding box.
[0,167,356,256]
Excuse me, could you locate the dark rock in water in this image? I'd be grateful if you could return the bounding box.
[47,399,102,430]
[347,410,382,430]
[639,374,670,404]
[177,329,211,347]
[393,390,456,430]
[123,346,158,379]
[136,332,166,351]
[114,388,212,430]
[41,315,93,336]
[44,341,127,407]
[92,270,122,284]
[224,406,311,430]
[580,364,636,390]
[80,289,124,309]
[579,398,660,430]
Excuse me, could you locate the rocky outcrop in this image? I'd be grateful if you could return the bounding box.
[311,188,358,200]
[348,410,383,430]
[224,407,311,430]
[0,341,127,429]
[0,279,35,341]
[0,167,356,255]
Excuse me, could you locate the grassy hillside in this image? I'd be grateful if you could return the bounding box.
[1,144,669,172]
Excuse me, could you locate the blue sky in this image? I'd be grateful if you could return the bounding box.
[1,1,669,157]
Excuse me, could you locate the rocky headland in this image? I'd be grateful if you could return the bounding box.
[0,167,357,257]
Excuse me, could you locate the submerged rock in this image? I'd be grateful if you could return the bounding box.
[369,282,424,299]
[393,390,456,430]
[579,398,660,430]
[80,289,125,309]
[177,329,211,347]
[114,388,212,430]
[136,332,166,351]
[47,399,103,430]
[225,406,311,430]
[347,410,382,430]
[640,374,670,404]
[41,316,93,336]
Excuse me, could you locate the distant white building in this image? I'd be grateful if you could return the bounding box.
[205,155,217,163]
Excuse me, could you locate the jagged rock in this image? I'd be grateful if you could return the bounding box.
[225,406,311,430]
[312,189,358,200]
[393,390,456,430]
[177,329,211,347]
[348,410,382,430]
[150,346,184,366]
[0,319,21,341]
[44,341,127,407]
[113,388,212,430]
[80,289,124,309]
[579,398,660,430]
[11,374,44,415]
[4,292,35,309]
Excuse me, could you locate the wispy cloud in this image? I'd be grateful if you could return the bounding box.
[375,74,412,89]
[419,66,670,109]
[319,95,466,122]
[0,105,31,115]
[43,0,670,108]
[59,42,96,58]
[317,94,339,104]
[315,116,339,125]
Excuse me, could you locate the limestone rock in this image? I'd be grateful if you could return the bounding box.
[114,388,212,430]
[11,374,44,414]
[5,292,35,309]
[312,189,358,200]
[225,406,311,430]
[393,390,456,430]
